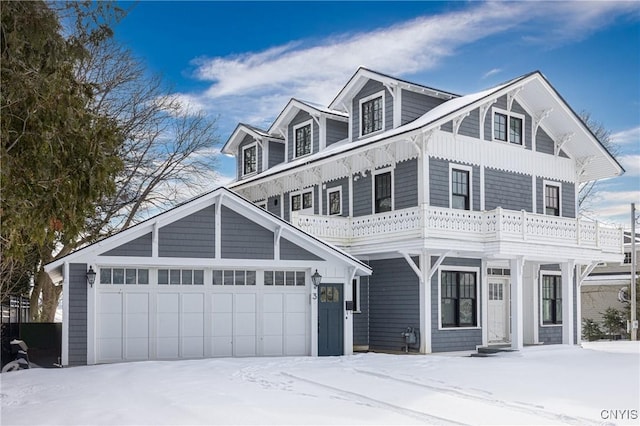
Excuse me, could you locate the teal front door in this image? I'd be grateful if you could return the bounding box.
[318,284,343,356]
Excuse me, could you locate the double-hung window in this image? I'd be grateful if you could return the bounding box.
[493,109,523,145]
[544,183,560,216]
[441,271,477,328]
[294,122,312,158]
[242,143,257,176]
[451,168,470,210]
[542,275,562,325]
[327,187,342,216]
[374,171,392,213]
[361,93,383,136]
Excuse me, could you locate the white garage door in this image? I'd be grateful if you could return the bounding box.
[96,268,309,363]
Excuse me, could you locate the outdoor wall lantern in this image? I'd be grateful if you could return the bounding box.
[86,266,97,287]
[311,269,322,289]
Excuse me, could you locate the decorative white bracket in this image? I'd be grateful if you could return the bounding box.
[409,135,422,158]
[576,156,595,179]
[452,112,470,138]
[555,132,574,156]
[578,262,599,288]
[310,114,321,127]
[533,108,553,141]
[383,82,397,99]
[429,252,452,281]
[401,252,423,283]
[383,144,396,166]
[507,86,524,112]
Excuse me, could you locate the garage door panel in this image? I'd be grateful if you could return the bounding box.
[263,336,283,356]
[181,337,203,358]
[182,313,204,336]
[158,313,179,336]
[126,313,149,338]
[234,336,256,356]
[182,293,204,313]
[212,293,233,312]
[98,338,122,360]
[99,293,122,314]
[263,294,283,312]
[157,293,179,312]
[286,293,306,313]
[212,336,232,357]
[286,312,306,336]
[126,338,148,360]
[157,337,179,358]
[263,312,283,335]
[99,314,122,339]
[126,293,149,313]
[235,293,255,312]
[286,336,306,356]
[234,312,255,335]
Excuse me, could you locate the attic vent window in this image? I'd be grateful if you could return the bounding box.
[361,95,383,136]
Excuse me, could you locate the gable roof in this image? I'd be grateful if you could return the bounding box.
[230,70,622,190]
[222,123,283,156]
[329,67,458,111]
[44,187,372,281]
[269,98,348,135]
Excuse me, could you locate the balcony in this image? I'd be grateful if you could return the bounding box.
[291,205,623,259]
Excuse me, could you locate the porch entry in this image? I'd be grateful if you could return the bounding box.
[488,278,511,343]
[318,283,343,356]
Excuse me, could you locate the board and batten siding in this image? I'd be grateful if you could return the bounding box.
[268,141,285,168]
[400,90,446,125]
[69,263,88,365]
[484,168,533,212]
[429,157,480,211]
[535,178,576,218]
[353,276,369,347]
[221,206,273,259]
[159,205,215,258]
[102,233,152,257]
[431,257,483,352]
[287,110,319,161]
[326,118,348,147]
[351,79,393,139]
[368,257,420,352]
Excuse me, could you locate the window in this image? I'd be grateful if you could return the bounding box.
[374,171,392,213]
[294,122,312,158]
[327,187,342,216]
[352,278,360,313]
[441,271,477,328]
[242,143,257,176]
[159,269,204,285]
[451,168,470,210]
[493,109,524,145]
[264,271,305,286]
[542,275,562,325]
[361,94,383,136]
[100,268,149,285]
[624,252,632,264]
[291,189,313,214]
[544,183,560,216]
[212,270,256,286]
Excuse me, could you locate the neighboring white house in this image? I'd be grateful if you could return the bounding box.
[46,68,624,366]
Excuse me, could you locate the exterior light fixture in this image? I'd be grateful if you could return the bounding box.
[86,266,97,287]
[311,269,322,289]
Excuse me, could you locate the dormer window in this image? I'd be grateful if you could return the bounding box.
[360,91,384,136]
[294,121,312,158]
[242,143,257,176]
[493,109,524,145]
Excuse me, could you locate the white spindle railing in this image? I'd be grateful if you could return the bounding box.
[290,206,623,253]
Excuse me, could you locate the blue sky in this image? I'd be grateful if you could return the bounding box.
[114,1,640,226]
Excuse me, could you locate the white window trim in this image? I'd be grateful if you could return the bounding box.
[449,163,473,210]
[372,167,394,214]
[352,277,361,314]
[326,186,342,216]
[241,142,258,177]
[292,119,313,159]
[491,107,526,147]
[290,187,314,215]
[437,265,481,330]
[539,270,562,327]
[359,90,386,138]
[543,180,562,217]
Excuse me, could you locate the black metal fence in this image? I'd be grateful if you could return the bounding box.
[1,296,30,368]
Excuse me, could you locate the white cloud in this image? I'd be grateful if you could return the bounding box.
[611,126,640,146]
[619,154,640,176]
[586,189,640,227]
[482,68,502,79]
[180,1,637,128]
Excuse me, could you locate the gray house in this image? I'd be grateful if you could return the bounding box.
[45,188,371,365]
[223,68,624,353]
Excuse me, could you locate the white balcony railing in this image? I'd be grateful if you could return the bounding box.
[291,205,623,254]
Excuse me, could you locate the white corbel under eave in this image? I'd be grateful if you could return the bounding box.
[533,108,553,141]
[452,112,470,138]
[555,132,574,156]
[507,86,524,112]
[578,262,600,287]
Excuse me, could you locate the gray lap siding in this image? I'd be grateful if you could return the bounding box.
[326,118,348,147]
[484,168,533,212]
[280,238,322,261]
[431,257,483,352]
[401,90,446,125]
[159,205,215,258]
[221,206,274,259]
[267,195,281,217]
[69,263,88,365]
[368,257,420,351]
[102,233,152,257]
[536,177,576,218]
[429,157,480,211]
[353,276,369,347]
[268,141,285,168]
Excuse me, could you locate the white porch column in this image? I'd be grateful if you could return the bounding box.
[419,251,432,353]
[561,261,575,345]
[510,257,525,350]
[62,262,70,366]
[481,259,489,347]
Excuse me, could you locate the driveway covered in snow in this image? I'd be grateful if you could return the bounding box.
[1,343,638,425]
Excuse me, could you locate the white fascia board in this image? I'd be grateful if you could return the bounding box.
[222,124,273,155]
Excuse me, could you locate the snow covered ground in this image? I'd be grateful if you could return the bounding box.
[1,342,638,425]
